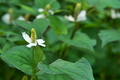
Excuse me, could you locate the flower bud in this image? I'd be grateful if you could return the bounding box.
[22,76,28,80]
[31,28,37,43]
[45,4,51,11]
[74,3,81,20]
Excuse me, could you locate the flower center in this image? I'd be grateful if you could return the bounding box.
[31,28,37,43]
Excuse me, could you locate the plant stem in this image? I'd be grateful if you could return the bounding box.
[30,47,38,80]
[60,22,80,59]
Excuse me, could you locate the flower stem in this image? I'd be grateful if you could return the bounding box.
[60,22,80,59]
[30,47,38,80]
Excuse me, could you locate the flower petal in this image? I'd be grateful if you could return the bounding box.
[48,10,54,14]
[111,9,117,19]
[64,15,75,21]
[26,43,37,48]
[77,10,87,21]
[22,32,31,43]
[2,13,11,24]
[38,8,44,12]
[17,16,25,20]
[36,14,45,19]
[36,39,46,47]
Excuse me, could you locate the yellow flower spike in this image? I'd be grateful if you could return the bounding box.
[31,28,37,43]
[45,4,51,11]
[22,76,28,80]
[22,28,46,48]
[74,3,81,20]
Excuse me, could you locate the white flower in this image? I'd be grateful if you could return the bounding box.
[22,32,46,48]
[36,14,45,19]
[65,10,87,22]
[17,16,25,20]
[38,8,54,15]
[111,9,117,19]
[36,8,54,19]
[111,9,120,19]
[2,13,12,24]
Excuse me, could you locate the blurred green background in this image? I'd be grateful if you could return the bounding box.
[0,0,120,80]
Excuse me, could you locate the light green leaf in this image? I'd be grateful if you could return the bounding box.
[99,29,120,47]
[49,15,68,35]
[1,46,45,75]
[35,0,60,10]
[59,31,96,52]
[15,18,49,36]
[38,58,94,80]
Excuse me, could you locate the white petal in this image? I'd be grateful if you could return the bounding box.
[36,39,46,47]
[77,10,87,21]
[64,15,75,21]
[48,10,54,14]
[36,14,45,19]
[27,43,37,48]
[22,32,31,43]
[2,13,11,24]
[17,16,25,20]
[116,12,120,18]
[111,9,117,19]
[38,8,44,12]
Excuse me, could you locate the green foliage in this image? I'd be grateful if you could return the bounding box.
[1,46,45,75]
[49,15,68,34]
[0,0,120,80]
[59,31,96,52]
[38,58,94,80]
[99,29,120,47]
[35,0,60,10]
[15,18,49,36]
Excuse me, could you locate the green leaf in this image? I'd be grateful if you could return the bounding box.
[15,18,49,36]
[86,0,120,9]
[58,31,96,52]
[65,0,82,3]
[34,46,45,64]
[49,15,68,35]
[18,4,35,14]
[38,58,94,80]
[35,0,60,10]
[38,74,72,80]
[98,29,120,47]
[1,46,45,75]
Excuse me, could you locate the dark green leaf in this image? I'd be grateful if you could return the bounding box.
[99,29,120,47]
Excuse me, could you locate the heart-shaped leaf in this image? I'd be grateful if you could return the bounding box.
[38,58,94,80]
[1,46,45,75]
[59,31,96,52]
[98,29,120,47]
[15,18,49,36]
